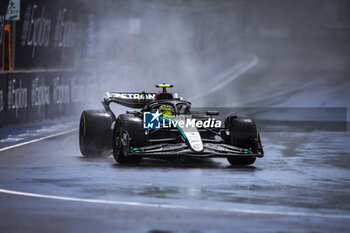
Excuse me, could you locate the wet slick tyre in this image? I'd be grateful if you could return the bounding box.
[79,110,114,157]
[113,114,144,164]
[225,115,258,166]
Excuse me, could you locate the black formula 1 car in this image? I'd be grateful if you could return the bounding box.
[79,84,264,165]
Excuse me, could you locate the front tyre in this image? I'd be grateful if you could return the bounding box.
[113,114,144,164]
[225,115,258,166]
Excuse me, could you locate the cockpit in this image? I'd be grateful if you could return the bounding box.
[147,101,191,116]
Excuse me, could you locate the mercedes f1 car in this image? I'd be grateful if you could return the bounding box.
[79,84,264,165]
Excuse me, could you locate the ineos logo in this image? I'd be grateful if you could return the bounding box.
[7,79,28,117]
[31,77,50,113]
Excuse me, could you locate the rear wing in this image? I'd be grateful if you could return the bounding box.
[103,92,156,109]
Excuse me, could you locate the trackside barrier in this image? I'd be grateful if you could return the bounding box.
[0,71,90,127]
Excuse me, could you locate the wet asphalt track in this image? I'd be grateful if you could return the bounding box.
[1,39,350,233]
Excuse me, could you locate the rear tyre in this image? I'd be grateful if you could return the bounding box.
[225,115,258,166]
[79,110,114,157]
[113,114,144,164]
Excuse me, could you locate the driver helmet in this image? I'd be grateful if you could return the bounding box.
[159,105,175,116]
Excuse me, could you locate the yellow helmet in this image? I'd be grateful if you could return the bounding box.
[159,105,175,116]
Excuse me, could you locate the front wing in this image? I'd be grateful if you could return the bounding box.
[131,143,264,158]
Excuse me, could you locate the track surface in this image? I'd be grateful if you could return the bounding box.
[1,39,350,233]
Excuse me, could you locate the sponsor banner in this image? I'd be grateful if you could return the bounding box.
[6,73,29,125]
[15,0,78,69]
[28,72,50,122]
[46,72,71,118]
[48,71,86,117]
[0,71,87,127]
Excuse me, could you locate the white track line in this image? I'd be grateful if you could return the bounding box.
[0,128,77,152]
[0,188,349,220]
